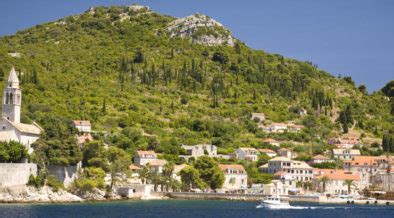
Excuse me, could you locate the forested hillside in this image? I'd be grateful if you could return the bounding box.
[0,5,392,165]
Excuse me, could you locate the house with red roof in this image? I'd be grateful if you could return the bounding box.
[219,164,248,192]
[312,169,360,194]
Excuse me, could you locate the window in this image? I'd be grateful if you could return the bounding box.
[9,93,13,104]
[2,126,5,130]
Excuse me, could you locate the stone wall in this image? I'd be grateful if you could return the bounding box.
[0,163,37,187]
[48,162,81,188]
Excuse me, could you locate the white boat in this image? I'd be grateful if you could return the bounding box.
[259,195,291,209]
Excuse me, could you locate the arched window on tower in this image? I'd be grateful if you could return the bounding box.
[9,93,13,104]
[17,94,20,105]
[5,93,9,104]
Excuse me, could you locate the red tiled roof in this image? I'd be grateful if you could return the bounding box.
[219,164,246,174]
[343,156,388,167]
[258,149,276,153]
[147,159,167,166]
[314,169,360,181]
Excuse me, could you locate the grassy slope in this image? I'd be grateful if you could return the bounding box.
[0,5,392,155]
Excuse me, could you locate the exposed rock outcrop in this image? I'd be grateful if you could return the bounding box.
[166,13,235,46]
[0,186,82,203]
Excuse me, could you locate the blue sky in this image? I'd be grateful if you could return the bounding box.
[1,0,393,91]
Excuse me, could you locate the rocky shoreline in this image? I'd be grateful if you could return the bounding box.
[0,186,168,204]
[0,186,83,203]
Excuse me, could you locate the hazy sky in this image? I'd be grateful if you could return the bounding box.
[1,0,393,91]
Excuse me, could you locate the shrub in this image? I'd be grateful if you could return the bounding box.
[47,175,64,192]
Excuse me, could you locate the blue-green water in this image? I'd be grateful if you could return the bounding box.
[0,200,394,218]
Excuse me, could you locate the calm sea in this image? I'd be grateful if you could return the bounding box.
[0,200,393,218]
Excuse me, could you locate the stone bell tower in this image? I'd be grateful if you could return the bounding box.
[2,67,21,123]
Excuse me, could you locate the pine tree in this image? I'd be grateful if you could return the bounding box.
[102,98,107,114]
[32,69,39,85]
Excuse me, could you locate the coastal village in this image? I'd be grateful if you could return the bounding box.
[0,67,393,204]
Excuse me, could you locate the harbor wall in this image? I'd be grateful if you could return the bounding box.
[166,192,265,201]
[0,163,37,188]
[167,192,321,202]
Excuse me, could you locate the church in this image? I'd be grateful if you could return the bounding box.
[0,67,41,154]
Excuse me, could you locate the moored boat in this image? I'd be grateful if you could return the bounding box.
[259,195,291,209]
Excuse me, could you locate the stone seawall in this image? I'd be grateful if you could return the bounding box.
[0,163,37,187]
[166,192,265,201]
[167,192,321,203]
[48,162,81,187]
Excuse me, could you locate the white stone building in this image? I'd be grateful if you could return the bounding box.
[0,67,41,154]
[313,169,361,195]
[262,123,288,133]
[263,180,289,196]
[259,157,314,182]
[235,147,259,161]
[258,149,277,158]
[251,113,265,122]
[134,150,157,166]
[311,155,332,164]
[277,148,297,159]
[219,164,248,192]
[332,149,361,160]
[181,144,217,157]
[262,138,281,147]
[343,156,392,189]
[73,120,91,133]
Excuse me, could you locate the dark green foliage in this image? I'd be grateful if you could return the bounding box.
[180,165,207,191]
[382,133,394,153]
[358,84,367,94]
[193,156,224,189]
[311,162,339,169]
[381,80,394,97]
[338,105,353,133]
[211,51,228,64]
[133,49,145,63]
[31,116,82,166]
[0,141,28,163]
[343,76,355,86]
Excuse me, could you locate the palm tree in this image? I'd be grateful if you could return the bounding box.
[162,162,174,191]
[343,179,354,194]
[139,165,150,184]
[319,176,329,193]
[149,172,161,192]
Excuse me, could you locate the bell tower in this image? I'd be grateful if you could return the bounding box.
[2,67,21,123]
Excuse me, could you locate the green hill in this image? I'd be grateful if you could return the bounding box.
[0,4,392,161]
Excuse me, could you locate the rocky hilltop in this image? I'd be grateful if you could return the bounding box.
[166,13,235,46]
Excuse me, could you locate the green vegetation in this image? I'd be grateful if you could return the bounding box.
[0,141,28,163]
[193,156,224,189]
[382,133,394,153]
[180,165,207,191]
[0,4,393,189]
[71,167,105,193]
[47,174,64,192]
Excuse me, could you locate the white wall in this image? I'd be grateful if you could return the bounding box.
[0,163,37,187]
[222,174,247,190]
[48,162,81,188]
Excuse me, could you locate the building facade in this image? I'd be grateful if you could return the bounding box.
[235,147,259,161]
[0,67,41,153]
[219,164,248,192]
